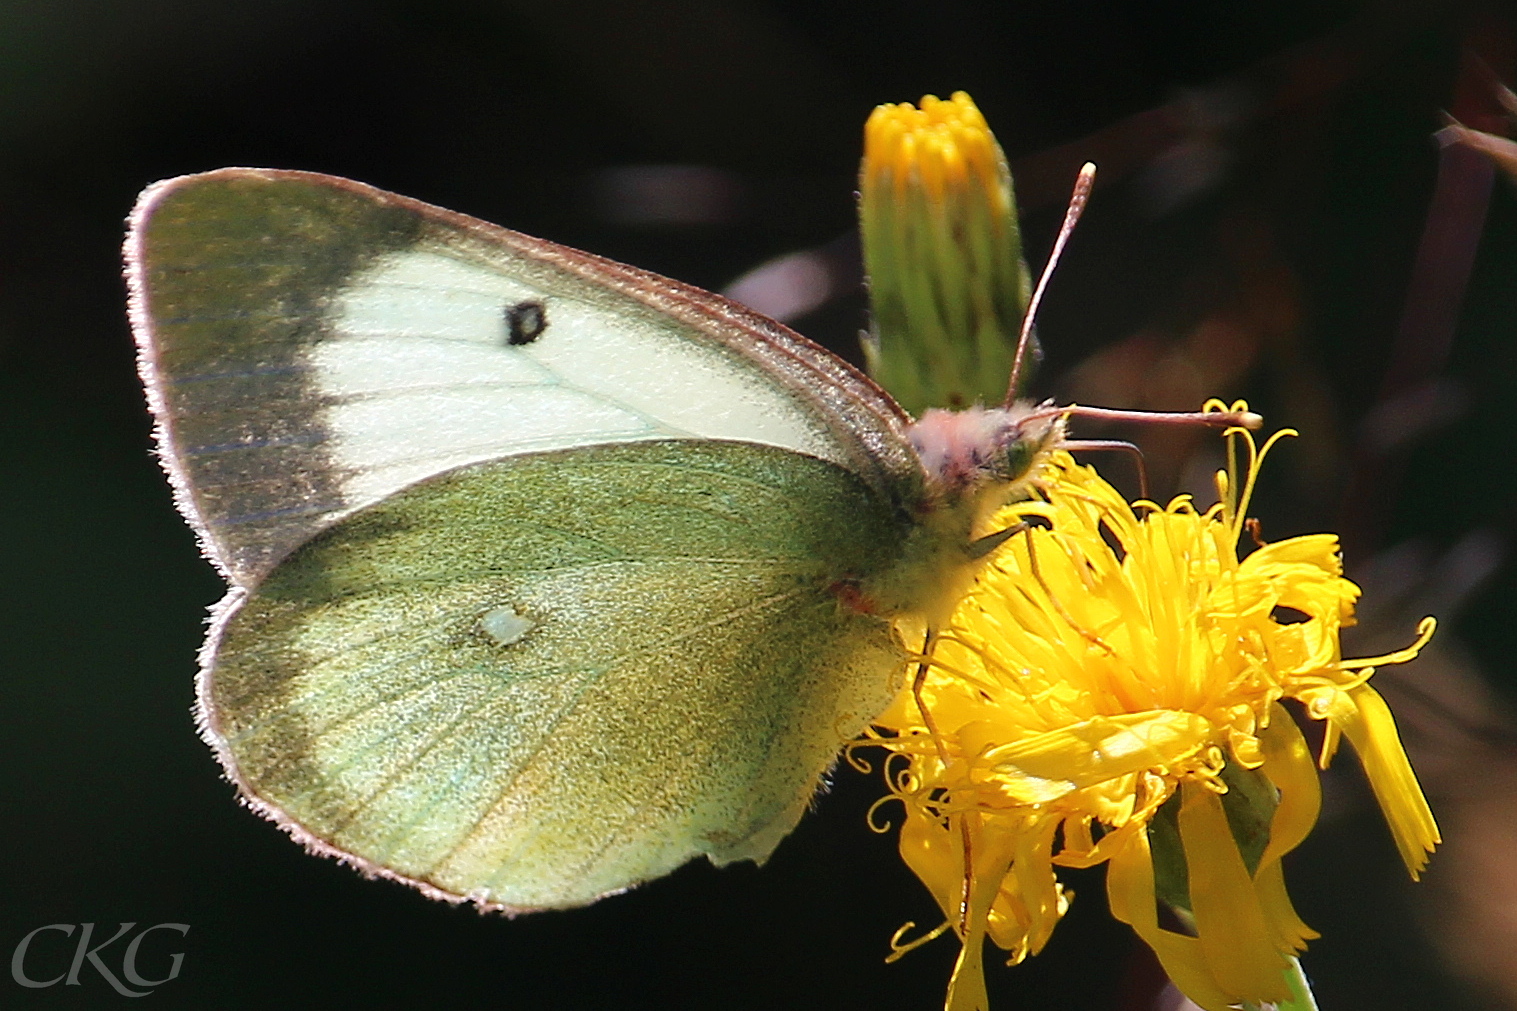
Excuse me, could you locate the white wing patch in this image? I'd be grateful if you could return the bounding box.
[316,249,845,509]
[478,605,535,647]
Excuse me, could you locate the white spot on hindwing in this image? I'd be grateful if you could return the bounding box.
[479,605,536,647]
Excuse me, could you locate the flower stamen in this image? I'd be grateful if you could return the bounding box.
[887,920,952,963]
[1335,616,1438,670]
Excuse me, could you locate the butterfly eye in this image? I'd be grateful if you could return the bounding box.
[506,299,548,345]
[991,435,1038,482]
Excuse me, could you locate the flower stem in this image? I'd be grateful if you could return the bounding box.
[1244,958,1319,1011]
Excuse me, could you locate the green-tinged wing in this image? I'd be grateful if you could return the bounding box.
[203,439,908,910]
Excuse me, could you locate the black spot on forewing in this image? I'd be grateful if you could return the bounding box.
[506,300,547,345]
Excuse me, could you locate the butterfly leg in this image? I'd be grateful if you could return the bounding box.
[1020,521,1117,656]
[1061,438,1149,500]
[911,628,946,763]
[911,628,980,938]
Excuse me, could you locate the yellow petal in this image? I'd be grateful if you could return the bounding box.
[1008,814,1064,956]
[959,721,1075,804]
[1252,706,1321,953]
[986,711,1212,796]
[1242,533,1344,576]
[1053,816,1144,869]
[899,808,965,925]
[1256,704,1321,868]
[1106,831,1233,1011]
[1178,783,1293,1003]
[1336,615,1436,670]
[945,813,1020,1011]
[1253,857,1319,953]
[1338,684,1440,877]
[1062,816,1095,855]
[945,938,990,1011]
[875,682,923,730]
[1319,721,1343,769]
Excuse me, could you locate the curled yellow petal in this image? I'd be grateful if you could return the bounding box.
[1106,831,1233,1011]
[1254,858,1319,954]
[1338,684,1441,877]
[1177,784,1293,1002]
[984,711,1213,800]
[1336,615,1437,670]
[946,813,1020,1011]
[1249,707,1323,953]
[1256,704,1321,868]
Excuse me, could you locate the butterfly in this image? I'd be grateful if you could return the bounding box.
[127,167,1251,913]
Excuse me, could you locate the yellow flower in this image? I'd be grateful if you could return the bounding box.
[861,403,1438,1011]
[859,92,1030,413]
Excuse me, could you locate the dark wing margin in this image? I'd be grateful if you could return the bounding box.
[127,171,424,584]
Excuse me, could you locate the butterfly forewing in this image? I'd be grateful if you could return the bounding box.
[129,168,916,585]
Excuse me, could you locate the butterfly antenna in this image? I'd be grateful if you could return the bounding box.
[1004,162,1097,407]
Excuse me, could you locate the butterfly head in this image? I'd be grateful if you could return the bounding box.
[858,404,1063,632]
[906,403,1064,513]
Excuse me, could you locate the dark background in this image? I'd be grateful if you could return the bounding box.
[4,1,1517,1008]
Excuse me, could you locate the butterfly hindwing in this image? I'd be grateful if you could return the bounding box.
[206,440,906,909]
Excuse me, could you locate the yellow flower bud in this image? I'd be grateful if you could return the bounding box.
[859,92,1030,414]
